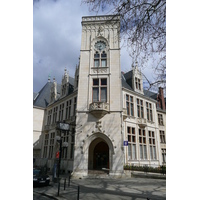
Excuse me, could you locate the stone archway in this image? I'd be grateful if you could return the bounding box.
[87,133,114,172]
[89,140,109,170]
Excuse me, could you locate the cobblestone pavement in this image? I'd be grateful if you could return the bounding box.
[33,175,166,200]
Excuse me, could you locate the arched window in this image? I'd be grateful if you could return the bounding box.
[94,41,107,67]
[94,51,107,67]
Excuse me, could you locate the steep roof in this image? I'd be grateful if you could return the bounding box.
[121,72,158,101]
[33,77,75,108]
[33,82,55,108]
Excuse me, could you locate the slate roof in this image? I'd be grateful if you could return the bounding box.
[33,77,75,108]
[121,72,158,102]
[33,82,55,108]
[33,92,37,100]
[143,90,158,100]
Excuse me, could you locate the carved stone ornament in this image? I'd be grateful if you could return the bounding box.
[92,68,108,74]
[93,120,105,134]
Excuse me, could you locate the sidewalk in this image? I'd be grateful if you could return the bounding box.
[130,170,166,179]
[34,171,166,200]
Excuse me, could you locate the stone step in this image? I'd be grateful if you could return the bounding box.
[86,170,109,179]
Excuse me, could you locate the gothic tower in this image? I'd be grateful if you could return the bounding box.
[73,15,124,177]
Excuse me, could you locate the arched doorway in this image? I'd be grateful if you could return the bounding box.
[88,138,109,170]
[93,141,109,170]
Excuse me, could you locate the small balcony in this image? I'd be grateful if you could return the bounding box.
[137,118,147,128]
[89,102,109,118]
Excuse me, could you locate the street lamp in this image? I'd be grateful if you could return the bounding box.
[56,135,68,196]
[56,122,70,196]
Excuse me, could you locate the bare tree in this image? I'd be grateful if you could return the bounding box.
[82,0,166,90]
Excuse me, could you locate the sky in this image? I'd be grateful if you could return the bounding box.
[1,1,200,198]
[33,0,154,93]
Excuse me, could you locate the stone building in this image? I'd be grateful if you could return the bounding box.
[33,15,166,177]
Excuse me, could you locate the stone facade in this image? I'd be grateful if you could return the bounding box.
[33,15,166,177]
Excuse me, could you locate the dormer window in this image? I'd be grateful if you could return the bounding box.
[135,77,141,90]
[62,84,66,96]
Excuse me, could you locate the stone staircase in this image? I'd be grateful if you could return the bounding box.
[87,170,110,179]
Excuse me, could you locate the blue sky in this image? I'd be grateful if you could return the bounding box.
[33,0,156,93]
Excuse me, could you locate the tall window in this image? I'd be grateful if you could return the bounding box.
[47,110,52,125]
[139,129,147,159]
[49,132,55,159]
[137,99,144,118]
[126,95,134,116]
[92,78,107,102]
[94,51,107,67]
[73,97,77,116]
[149,131,157,160]
[59,103,64,121]
[160,131,166,143]
[52,107,58,124]
[162,148,166,163]
[127,127,136,160]
[70,128,75,159]
[135,77,141,90]
[146,102,153,121]
[65,100,71,120]
[43,134,49,158]
[158,114,164,125]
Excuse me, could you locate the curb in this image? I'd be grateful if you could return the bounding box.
[131,172,166,179]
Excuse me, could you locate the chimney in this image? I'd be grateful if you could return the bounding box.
[158,87,165,110]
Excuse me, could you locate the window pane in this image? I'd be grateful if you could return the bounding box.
[101,52,106,57]
[150,146,153,159]
[132,144,136,159]
[141,107,143,118]
[126,102,130,115]
[101,79,107,85]
[101,59,107,67]
[131,103,133,116]
[101,87,107,102]
[94,59,99,67]
[128,144,131,160]
[137,105,140,117]
[94,52,99,58]
[150,110,153,121]
[140,145,143,159]
[93,79,99,86]
[144,145,147,159]
[93,88,99,102]
[153,146,156,159]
